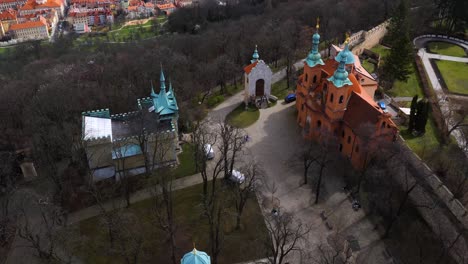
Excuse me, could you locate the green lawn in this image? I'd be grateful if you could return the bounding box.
[387,63,424,97]
[435,60,468,95]
[76,182,269,263]
[370,44,390,59]
[399,117,439,158]
[226,103,260,128]
[361,59,376,73]
[271,78,294,99]
[171,143,197,179]
[427,42,466,57]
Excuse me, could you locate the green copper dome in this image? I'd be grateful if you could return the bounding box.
[335,42,355,65]
[306,21,324,68]
[181,248,211,264]
[251,45,259,63]
[330,37,354,87]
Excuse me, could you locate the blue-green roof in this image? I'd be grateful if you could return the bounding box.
[181,249,211,264]
[327,59,352,88]
[306,32,324,68]
[251,45,259,64]
[112,144,142,159]
[335,43,355,64]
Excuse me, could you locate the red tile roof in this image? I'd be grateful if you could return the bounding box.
[9,19,46,30]
[243,61,258,74]
[156,3,175,9]
[21,0,62,10]
[0,9,17,20]
[343,91,381,130]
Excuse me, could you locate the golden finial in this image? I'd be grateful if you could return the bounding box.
[316,17,320,30]
[193,242,197,254]
[344,32,350,44]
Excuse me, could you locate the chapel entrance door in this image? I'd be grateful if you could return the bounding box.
[255,79,265,96]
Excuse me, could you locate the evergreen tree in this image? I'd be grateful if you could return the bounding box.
[415,99,428,134]
[420,100,430,134]
[408,95,418,132]
[380,0,413,87]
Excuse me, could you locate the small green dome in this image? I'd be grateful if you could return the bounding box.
[335,43,355,64]
[181,248,211,264]
[313,33,320,41]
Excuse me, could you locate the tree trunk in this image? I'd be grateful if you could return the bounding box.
[315,164,325,204]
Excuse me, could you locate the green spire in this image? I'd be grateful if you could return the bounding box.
[306,18,324,68]
[335,34,355,64]
[251,45,259,63]
[328,35,353,88]
[160,65,166,92]
[150,80,157,98]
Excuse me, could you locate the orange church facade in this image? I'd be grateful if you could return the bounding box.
[295,27,398,170]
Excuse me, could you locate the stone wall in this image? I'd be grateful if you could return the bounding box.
[392,138,468,263]
[351,21,389,55]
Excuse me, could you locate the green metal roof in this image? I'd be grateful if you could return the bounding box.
[306,32,324,68]
[327,59,352,88]
[181,249,211,264]
[251,45,259,63]
[112,144,142,159]
[335,43,355,64]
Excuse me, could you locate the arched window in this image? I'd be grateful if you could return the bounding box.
[381,121,386,129]
[347,136,351,144]
[323,83,328,93]
[313,75,317,83]
[317,120,322,128]
[355,145,359,153]
[342,131,345,138]
[339,144,343,152]
[301,104,305,111]
[339,95,344,104]
[305,74,308,82]
[330,93,334,102]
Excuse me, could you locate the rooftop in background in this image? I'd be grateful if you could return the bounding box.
[82,116,112,141]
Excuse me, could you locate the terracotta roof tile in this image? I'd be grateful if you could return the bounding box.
[9,19,46,30]
[343,91,381,130]
[243,61,258,74]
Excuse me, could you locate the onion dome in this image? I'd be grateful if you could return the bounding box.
[335,36,355,65]
[328,37,353,88]
[306,18,324,68]
[181,248,211,264]
[251,45,260,64]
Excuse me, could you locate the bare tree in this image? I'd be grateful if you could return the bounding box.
[151,169,177,264]
[289,141,317,185]
[313,135,337,204]
[230,161,263,230]
[17,200,72,262]
[0,151,17,246]
[217,122,246,181]
[263,212,311,264]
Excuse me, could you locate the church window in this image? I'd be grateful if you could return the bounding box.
[330,93,334,102]
[313,75,317,83]
[342,131,345,138]
[355,145,359,153]
[317,120,322,128]
[339,144,343,152]
[347,136,351,144]
[301,104,305,111]
[305,74,308,82]
[339,95,344,104]
[381,121,386,129]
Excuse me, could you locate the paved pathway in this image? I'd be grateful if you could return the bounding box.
[415,36,467,153]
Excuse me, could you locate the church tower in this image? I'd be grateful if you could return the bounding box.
[324,36,353,121]
[302,18,325,90]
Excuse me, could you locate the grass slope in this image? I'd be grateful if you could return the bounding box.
[427,42,466,57]
[76,182,269,263]
[226,103,260,128]
[435,60,468,95]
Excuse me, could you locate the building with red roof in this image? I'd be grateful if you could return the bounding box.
[0,8,17,36]
[295,23,398,169]
[156,2,175,15]
[243,45,273,107]
[0,0,27,11]
[9,15,49,40]
[19,0,66,17]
